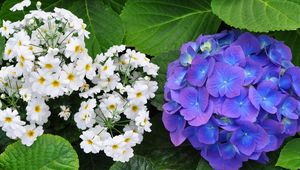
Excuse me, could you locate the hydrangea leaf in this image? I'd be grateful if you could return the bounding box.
[0,134,79,170]
[151,50,179,110]
[109,155,155,170]
[211,0,300,32]
[276,138,300,170]
[274,29,300,66]
[121,0,221,56]
[103,0,127,14]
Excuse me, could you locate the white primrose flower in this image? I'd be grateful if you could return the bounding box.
[74,110,96,130]
[0,108,26,139]
[0,20,14,38]
[80,126,110,153]
[124,101,147,120]
[126,84,149,104]
[76,55,96,80]
[135,111,152,132]
[26,97,51,125]
[20,125,43,146]
[61,64,85,91]
[10,0,31,11]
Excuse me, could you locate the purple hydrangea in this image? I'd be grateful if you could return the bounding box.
[162,30,300,170]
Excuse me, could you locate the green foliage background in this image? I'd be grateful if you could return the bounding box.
[1,0,300,169]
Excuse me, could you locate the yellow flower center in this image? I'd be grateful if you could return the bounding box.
[5,117,12,123]
[45,64,53,69]
[3,26,7,31]
[67,74,75,81]
[51,80,60,88]
[18,40,22,46]
[27,130,35,137]
[20,55,25,62]
[29,45,33,51]
[136,92,142,98]
[35,105,41,113]
[6,49,12,55]
[38,76,45,85]
[112,144,119,150]
[108,104,116,111]
[74,45,83,53]
[87,139,93,145]
[103,66,108,71]
[124,138,131,143]
[85,64,91,71]
[132,105,138,112]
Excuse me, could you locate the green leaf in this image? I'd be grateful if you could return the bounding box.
[151,50,179,110]
[196,159,213,170]
[276,138,300,170]
[0,134,79,170]
[211,0,300,32]
[273,29,300,66]
[0,34,4,65]
[103,0,127,14]
[121,0,221,56]
[110,155,154,170]
[0,129,13,153]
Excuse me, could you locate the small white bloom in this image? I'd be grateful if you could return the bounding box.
[0,108,25,139]
[74,110,96,130]
[26,97,51,125]
[0,20,14,38]
[20,125,43,146]
[135,111,152,132]
[75,56,96,80]
[126,84,148,104]
[124,101,147,119]
[58,105,71,121]
[10,0,31,12]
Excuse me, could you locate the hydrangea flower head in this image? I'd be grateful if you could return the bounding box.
[163,30,300,170]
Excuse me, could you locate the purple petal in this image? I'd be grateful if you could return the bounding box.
[163,101,181,114]
[232,32,261,55]
[206,62,245,98]
[166,67,187,90]
[196,121,219,144]
[221,45,246,66]
[187,57,215,87]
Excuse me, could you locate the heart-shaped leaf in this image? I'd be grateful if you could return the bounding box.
[211,0,300,32]
[0,134,79,170]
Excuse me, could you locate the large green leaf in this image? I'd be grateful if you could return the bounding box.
[0,134,79,170]
[274,29,300,66]
[0,0,125,57]
[276,138,300,170]
[103,0,127,14]
[151,50,179,110]
[121,0,221,56]
[110,155,154,170]
[211,0,300,32]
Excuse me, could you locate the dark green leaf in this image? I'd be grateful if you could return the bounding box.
[103,0,127,14]
[151,50,179,110]
[276,138,300,170]
[110,155,154,170]
[211,0,300,32]
[273,29,300,66]
[0,134,79,170]
[121,0,221,56]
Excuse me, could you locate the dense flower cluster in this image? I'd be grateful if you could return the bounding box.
[163,30,300,170]
[0,2,91,146]
[76,45,159,162]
